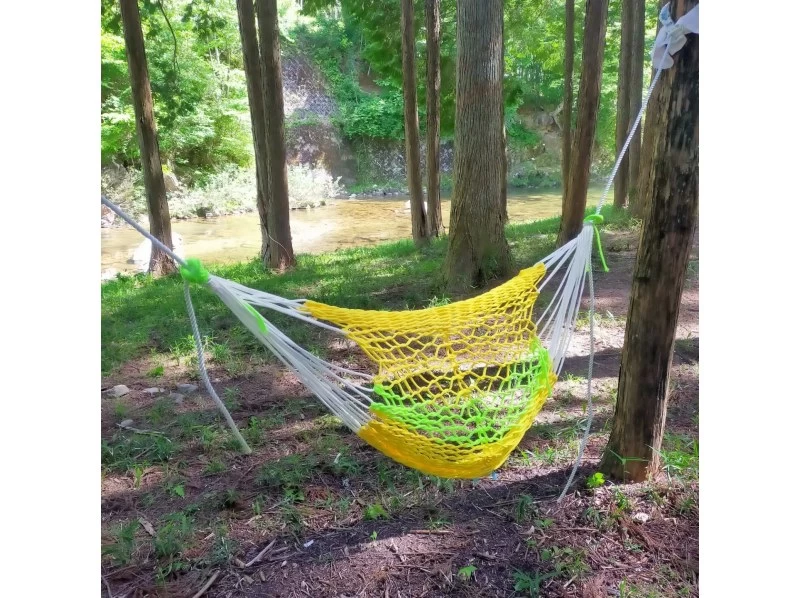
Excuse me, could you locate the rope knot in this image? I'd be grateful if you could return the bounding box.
[180,258,210,285]
[583,214,609,273]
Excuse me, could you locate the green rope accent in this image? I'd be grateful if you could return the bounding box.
[368,342,553,449]
[584,214,609,272]
[243,303,268,334]
[180,258,210,285]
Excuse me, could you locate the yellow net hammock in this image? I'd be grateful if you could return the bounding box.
[192,226,596,480]
[103,193,602,480]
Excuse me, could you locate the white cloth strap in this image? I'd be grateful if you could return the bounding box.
[652,3,700,69]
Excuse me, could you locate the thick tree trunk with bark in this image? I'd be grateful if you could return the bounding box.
[562,0,575,200]
[557,0,608,246]
[237,0,272,266]
[119,0,175,276]
[613,0,634,208]
[627,0,646,208]
[425,0,443,237]
[401,0,427,244]
[600,0,698,482]
[256,0,295,270]
[444,0,511,292]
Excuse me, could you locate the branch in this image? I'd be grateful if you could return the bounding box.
[156,0,178,75]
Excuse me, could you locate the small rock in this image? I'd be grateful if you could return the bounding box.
[633,512,650,524]
[169,392,185,405]
[101,268,119,281]
[177,383,198,394]
[119,419,134,428]
[143,387,163,395]
[109,384,130,398]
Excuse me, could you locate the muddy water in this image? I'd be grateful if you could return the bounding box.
[101,187,604,275]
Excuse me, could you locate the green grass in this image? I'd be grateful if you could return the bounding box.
[102,206,635,374]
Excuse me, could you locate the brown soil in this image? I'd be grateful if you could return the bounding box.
[101,229,699,597]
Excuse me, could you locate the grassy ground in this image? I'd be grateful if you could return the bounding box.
[101,206,635,375]
[100,207,699,597]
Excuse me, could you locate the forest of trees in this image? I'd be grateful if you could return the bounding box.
[102,1,661,184]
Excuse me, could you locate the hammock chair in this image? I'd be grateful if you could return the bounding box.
[102,4,697,495]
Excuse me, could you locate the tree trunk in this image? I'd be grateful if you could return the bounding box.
[401,0,427,244]
[599,0,698,482]
[444,0,512,292]
[627,0,646,209]
[613,0,634,208]
[500,11,508,224]
[631,1,661,220]
[561,0,575,201]
[256,0,295,270]
[236,0,272,267]
[557,0,608,246]
[425,0,443,237]
[119,0,175,277]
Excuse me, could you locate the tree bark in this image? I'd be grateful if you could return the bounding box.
[401,0,427,245]
[561,0,575,201]
[256,0,295,270]
[599,0,698,482]
[631,1,661,220]
[627,0,646,209]
[119,0,175,277]
[557,0,608,246]
[444,0,512,292]
[425,0,443,237]
[613,0,634,208]
[237,0,272,267]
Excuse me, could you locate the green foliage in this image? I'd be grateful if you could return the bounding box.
[103,520,140,565]
[458,564,477,581]
[153,512,194,559]
[101,0,251,183]
[364,502,388,520]
[512,569,559,596]
[586,472,606,489]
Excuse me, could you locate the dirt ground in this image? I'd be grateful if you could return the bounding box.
[101,229,699,598]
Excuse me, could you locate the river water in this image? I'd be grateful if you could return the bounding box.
[101,187,604,275]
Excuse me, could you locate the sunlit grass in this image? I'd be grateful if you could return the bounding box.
[102,206,635,374]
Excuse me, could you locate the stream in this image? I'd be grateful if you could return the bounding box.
[101,187,604,276]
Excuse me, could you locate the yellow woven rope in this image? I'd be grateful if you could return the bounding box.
[302,263,555,477]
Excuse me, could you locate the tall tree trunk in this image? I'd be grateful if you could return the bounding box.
[561,0,575,201]
[236,0,272,267]
[444,0,511,292]
[631,1,661,220]
[600,0,698,482]
[401,0,427,245]
[119,0,175,277]
[256,0,295,270]
[627,0,646,209]
[500,12,508,224]
[613,0,634,208]
[557,0,608,246]
[425,0,443,237]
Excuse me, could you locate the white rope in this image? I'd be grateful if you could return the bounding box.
[183,282,252,453]
[101,196,186,268]
[558,260,595,500]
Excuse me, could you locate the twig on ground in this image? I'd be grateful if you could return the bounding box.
[245,539,276,567]
[191,570,220,598]
[102,574,113,598]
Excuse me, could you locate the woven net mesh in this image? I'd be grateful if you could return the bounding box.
[301,263,556,478]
